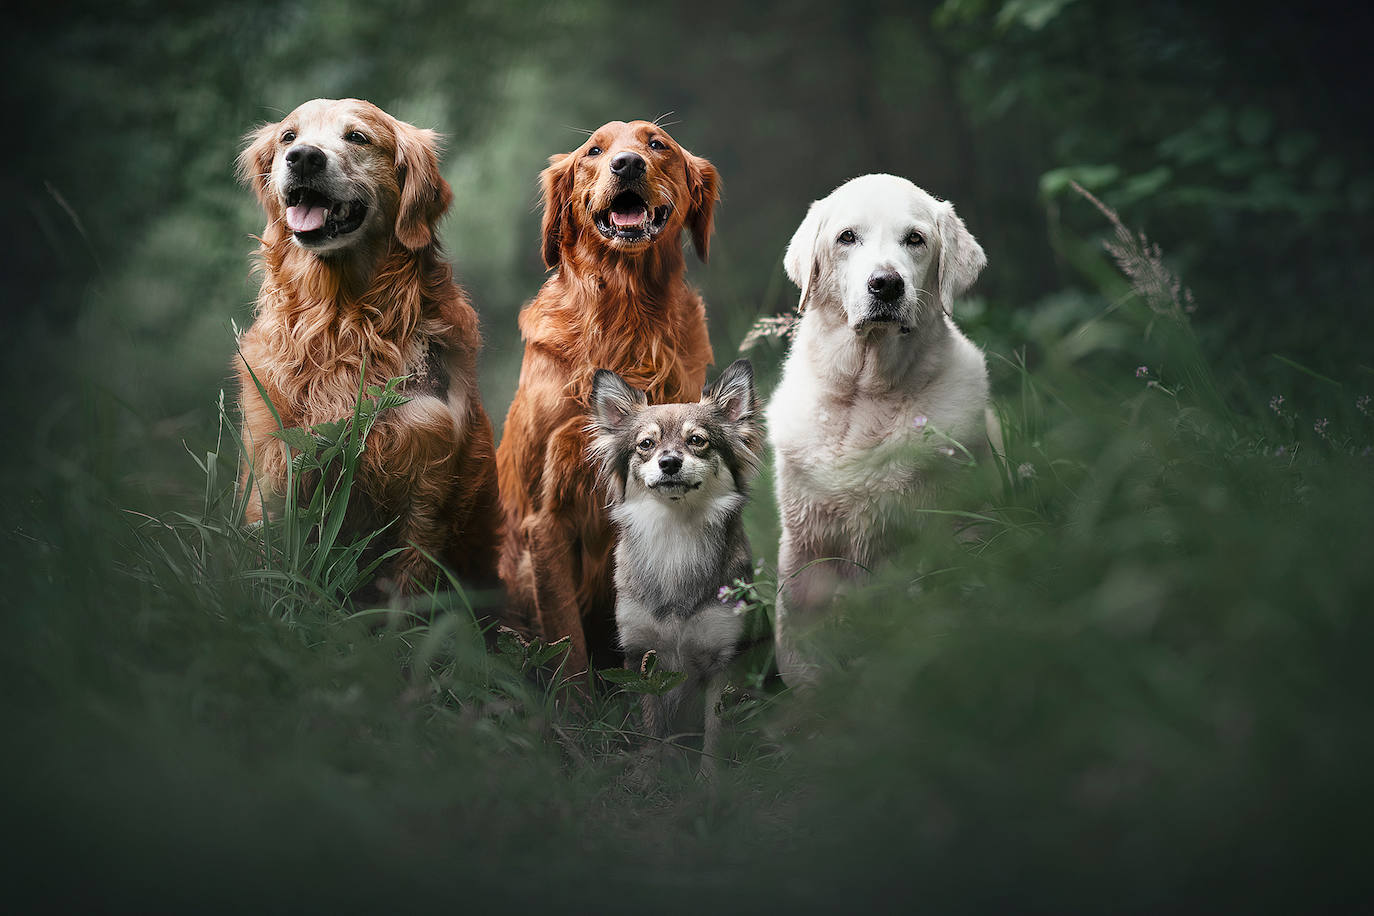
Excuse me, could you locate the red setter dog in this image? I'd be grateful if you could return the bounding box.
[236,98,501,600]
[497,120,720,673]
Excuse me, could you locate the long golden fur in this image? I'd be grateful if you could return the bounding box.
[235,98,501,597]
[496,120,720,673]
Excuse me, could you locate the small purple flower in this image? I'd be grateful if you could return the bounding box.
[734,600,748,612]
[1017,462,1035,480]
[937,445,956,457]
[1135,365,1149,379]
[1357,394,1371,417]
[912,415,928,430]
[1270,395,1284,414]
[1314,417,1330,438]
[1274,446,1287,457]
[717,586,730,602]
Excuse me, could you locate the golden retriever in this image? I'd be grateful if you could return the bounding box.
[767,173,990,684]
[236,98,502,600]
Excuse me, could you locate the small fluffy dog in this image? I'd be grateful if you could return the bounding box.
[497,120,719,674]
[235,98,501,597]
[767,174,990,684]
[590,359,761,762]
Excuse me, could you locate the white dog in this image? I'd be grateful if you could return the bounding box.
[767,174,991,685]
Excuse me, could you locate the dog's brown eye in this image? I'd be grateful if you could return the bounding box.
[837,229,857,245]
[905,231,926,247]
[687,434,707,448]
[345,131,369,145]
[648,138,666,151]
[588,146,603,156]
[637,437,654,451]
[281,130,296,144]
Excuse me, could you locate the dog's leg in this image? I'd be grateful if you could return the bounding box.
[524,513,589,675]
[774,531,841,687]
[366,399,464,599]
[700,671,727,783]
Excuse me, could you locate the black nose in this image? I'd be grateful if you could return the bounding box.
[867,270,905,303]
[285,144,327,179]
[609,151,645,180]
[658,452,683,475]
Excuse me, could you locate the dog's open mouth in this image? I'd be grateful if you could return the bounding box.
[284,188,368,242]
[594,192,672,242]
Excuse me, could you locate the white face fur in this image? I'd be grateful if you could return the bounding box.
[784,173,986,335]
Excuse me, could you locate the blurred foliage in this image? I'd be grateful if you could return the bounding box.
[3,0,1374,910]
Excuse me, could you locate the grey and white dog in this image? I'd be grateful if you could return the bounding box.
[589,359,762,766]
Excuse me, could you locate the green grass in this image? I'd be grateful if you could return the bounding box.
[5,203,1374,913]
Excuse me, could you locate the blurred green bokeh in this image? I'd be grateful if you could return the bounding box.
[4,1,1373,911]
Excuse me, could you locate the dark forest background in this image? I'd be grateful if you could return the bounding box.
[4,1,1373,911]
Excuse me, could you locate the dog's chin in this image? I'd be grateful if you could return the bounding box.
[646,477,703,503]
[280,186,371,251]
[593,191,673,249]
[851,301,916,336]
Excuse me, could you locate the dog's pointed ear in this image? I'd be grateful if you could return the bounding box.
[540,152,576,270]
[784,199,826,313]
[394,124,452,251]
[684,152,720,263]
[702,359,756,423]
[936,202,986,315]
[236,122,281,216]
[590,368,647,430]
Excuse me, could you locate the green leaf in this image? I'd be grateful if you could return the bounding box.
[311,419,349,443]
[269,426,318,458]
[496,626,531,657]
[531,639,571,666]
[597,667,646,685]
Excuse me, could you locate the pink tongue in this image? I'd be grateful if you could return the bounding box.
[286,205,327,232]
[611,208,646,228]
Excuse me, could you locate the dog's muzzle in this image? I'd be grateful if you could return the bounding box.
[594,182,673,243]
[283,184,369,243]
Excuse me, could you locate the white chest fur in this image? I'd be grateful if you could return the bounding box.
[767,312,990,551]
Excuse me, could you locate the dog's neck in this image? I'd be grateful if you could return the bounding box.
[798,299,953,400]
[611,482,745,608]
[251,228,451,385]
[530,238,699,401]
[563,239,687,316]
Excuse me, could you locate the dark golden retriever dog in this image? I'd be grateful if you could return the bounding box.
[236,98,501,599]
[496,120,720,673]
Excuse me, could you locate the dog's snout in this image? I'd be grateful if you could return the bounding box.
[285,144,327,179]
[609,151,646,180]
[867,270,905,303]
[657,452,683,475]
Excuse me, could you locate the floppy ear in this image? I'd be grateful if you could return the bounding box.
[540,152,575,269]
[936,202,987,314]
[702,358,756,423]
[684,152,720,263]
[783,199,826,312]
[236,122,280,215]
[394,124,452,251]
[590,368,647,431]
